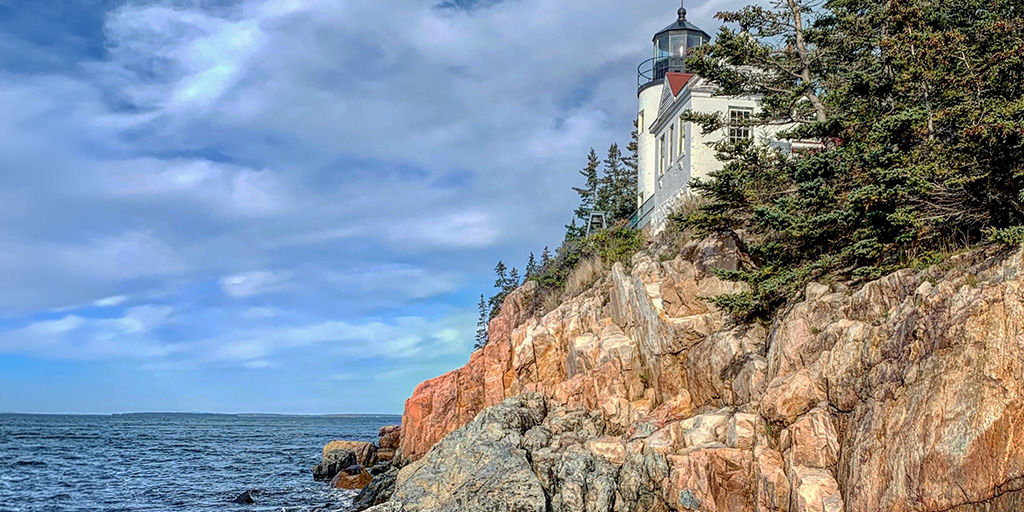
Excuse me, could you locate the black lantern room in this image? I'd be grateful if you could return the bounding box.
[638,2,711,92]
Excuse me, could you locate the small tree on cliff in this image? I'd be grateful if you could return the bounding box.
[525,252,539,278]
[572,149,602,221]
[474,295,489,349]
[487,262,521,320]
[602,143,637,222]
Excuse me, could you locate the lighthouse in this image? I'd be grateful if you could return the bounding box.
[632,2,768,234]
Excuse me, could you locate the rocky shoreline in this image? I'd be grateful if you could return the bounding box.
[308,424,402,510]
[321,233,1024,511]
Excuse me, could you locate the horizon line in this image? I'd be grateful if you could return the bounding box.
[0,411,404,417]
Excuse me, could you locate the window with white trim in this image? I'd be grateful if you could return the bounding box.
[678,117,686,158]
[728,108,753,144]
[668,125,675,164]
[658,135,667,177]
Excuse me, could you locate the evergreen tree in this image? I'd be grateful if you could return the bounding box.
[474,295,489,349]
[525,252,539,278]
[603,143,636,222]
[677,0,1024,318]
[563,218,584,241]
[572,149,602,221]
[623,123,639,175]
[487,261,509,318]
[686,0,829,129]
[493,261,508,289]
[541,246,551,267]
[507,267,521,293]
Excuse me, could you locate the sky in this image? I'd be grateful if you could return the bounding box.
[0,0,740,414]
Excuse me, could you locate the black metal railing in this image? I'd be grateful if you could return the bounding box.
[629,197,657,230]
[637,56,688,92]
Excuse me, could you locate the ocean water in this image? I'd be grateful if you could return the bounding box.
[0,413,401,512]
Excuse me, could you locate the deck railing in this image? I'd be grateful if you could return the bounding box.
[629,197,656,230]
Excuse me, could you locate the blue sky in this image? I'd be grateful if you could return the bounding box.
[0,0,736,414]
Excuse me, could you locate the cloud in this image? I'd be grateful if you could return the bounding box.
[0,305,181,360]
[98,158,290,218]
[325,264,461,300]
[220,270,293,298]
[386,211,499,250]
[93,295,130,308]
[242,306,284,319]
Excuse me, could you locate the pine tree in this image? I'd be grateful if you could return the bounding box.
[493,261,508,289]
[487,261,509,318]
[507,267,521,294]
[621,130,640,219]
[563,218,584,241]
[623,122,639,174]
[572,149,602,221]
[525,253,538,278]
[686,0,829,128]
[603,143,636,222]
[474,295,489,349]
[541,246,551,267]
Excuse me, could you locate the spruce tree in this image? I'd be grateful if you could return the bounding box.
[474,295,489,349]
[563,218,583,241]
[572,149,602,221]
[507,267,520,294]
[603,143,636,222]
[487,261,509,318]
[525,253,538,278]
[623,123,639,175]
[541,246,551,267]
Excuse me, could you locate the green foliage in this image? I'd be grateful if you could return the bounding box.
[532,226,644,291]
[570,142,640,228]
[987,226,1024,246]
[525,252,539,278]
[676,0,1024,318]
[572,149,602,221]
[486,261,520,321]
[474,295,489,350]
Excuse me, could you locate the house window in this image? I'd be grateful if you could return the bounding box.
[678,117,686,158]
[729,108,753,143]
[638,111,645,133]
[659,135,667,177]
[668,125,675,163]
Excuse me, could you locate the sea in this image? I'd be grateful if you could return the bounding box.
[0,413,402,512]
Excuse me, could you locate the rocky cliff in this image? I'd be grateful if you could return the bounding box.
[381,234,1024,512]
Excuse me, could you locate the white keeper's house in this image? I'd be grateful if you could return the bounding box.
[632,2,811,233]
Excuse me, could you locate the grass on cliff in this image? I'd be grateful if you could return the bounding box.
[530,226,643,315]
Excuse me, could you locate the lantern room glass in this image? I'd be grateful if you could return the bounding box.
[656,35,671,59]
[653,32,709,61]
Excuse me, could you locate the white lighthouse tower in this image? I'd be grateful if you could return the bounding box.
[633,1,711,231]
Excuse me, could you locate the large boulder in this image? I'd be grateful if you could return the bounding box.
[353,467,399,511]
[322,440,378,467]
[387,393,549,512]
[331,464,373,490]
[379,425,401,450]
[313,448,356,481]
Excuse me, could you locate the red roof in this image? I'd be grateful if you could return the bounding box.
[666,72,695,96]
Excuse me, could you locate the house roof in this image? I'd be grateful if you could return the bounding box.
[666,72,695,96]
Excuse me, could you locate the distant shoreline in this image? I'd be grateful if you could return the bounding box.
[0,411,403,418]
